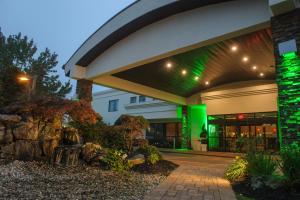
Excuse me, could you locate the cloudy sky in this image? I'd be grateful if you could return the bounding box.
[0,0,135,96]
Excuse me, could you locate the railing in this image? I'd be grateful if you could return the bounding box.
[147,136,182,149]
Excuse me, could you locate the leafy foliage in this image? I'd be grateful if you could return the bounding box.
[225,156,248,182]
[101,149,131,172]
[3,97,98,125]
[0,31,71,107]
[280,142,300,184]
[245,153,277,177]
[114,115,149,152]
[138,145,162,165]
[69,115,106,143]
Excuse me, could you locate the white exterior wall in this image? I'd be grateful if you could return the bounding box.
[93,81,278,125]
[92,89,178,125]
[201,82,278,115]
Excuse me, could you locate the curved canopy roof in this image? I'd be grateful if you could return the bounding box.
[64,0,230,71]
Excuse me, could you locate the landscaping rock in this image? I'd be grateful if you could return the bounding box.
[62,127,81,145]
[13,122,39,140]
[15,140,42,161]
[81,143,103,163]
[0,161,166,199]
[128,154,145,166]
[51,145,82,166]
[0,114,21,125]
[0,142,15,158]
[42,139,60,158]
[0,128,13,144]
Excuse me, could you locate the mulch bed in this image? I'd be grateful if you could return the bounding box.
[131,160,179,176]
[232,178,300,200]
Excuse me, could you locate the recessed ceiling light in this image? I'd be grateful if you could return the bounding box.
[252,65,257,70]
[242,56,249,62]
[181,69,187,75]
[166,62,172,68]
[194,76,199,81]
[205,81,209,85]
[231,45,238,52]
[259,72,264,77]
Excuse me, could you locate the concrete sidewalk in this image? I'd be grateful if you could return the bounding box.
[144,153,236,200]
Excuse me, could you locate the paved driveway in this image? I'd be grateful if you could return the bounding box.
[144,153,236,200]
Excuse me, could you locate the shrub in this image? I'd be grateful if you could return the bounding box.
[138,145,162,165]
[100,126,127,150]
[69,116,106,144]
[280,142,300,184]
[133,138,149,148]
[225,156,248,182]
[246,152,277,177]
[101,149,131,172]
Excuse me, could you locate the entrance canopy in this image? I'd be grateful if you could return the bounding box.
[64,0,294,105]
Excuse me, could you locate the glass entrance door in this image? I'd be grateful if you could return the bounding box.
[208,112,278,152]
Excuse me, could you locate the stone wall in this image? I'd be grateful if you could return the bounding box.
[76,79,93,103]
[271,8,300,145]
[0,115,62,161]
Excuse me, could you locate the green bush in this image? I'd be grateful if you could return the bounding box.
[246,152,277,177]
[225,156,248,181]
[101,149,131,172]
[280,142,300,184]
[138,145,162,165]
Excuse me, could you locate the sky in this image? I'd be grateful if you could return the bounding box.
[0,0,135,96]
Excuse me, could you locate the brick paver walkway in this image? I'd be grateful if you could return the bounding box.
[144,153,236,200]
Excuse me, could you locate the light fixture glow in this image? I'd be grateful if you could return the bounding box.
[259,72,264,77]
[205,81,209,85]
[181,70,187,75]
[242,56,249,62]
[18,76,30,82]
[194,76,199,81]
[166,62,172,68]
[252,65,257,70]
[231,45,238,52]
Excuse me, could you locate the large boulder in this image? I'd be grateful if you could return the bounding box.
[62,127,81,145]
[40,126,62,158]
[81,143,103,163]
[13,122,39,140]
[51,145,82,166]
[0,128,13,144]
[128,154,145,166]
[15,140,42,161]
[0,142,15,158]
[0,114,21,125]
[42,139,60,158]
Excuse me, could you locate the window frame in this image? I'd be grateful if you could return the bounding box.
[108,99,119,112]
[139,95,146,102]
[130,96,137,104]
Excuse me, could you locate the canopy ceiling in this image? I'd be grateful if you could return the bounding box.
[113,29,275,97]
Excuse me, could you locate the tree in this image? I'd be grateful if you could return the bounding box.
[115,115,149,152]
[0,30,72,107]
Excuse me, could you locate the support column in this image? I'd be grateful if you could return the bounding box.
[76,79,93,104]
[178,105,207,150]
[271,9,300,146]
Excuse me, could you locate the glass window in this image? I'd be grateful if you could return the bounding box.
[108,99,119,112]
[139,95,146,102]
[130,96,137,104]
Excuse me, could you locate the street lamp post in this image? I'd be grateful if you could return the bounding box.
[18,74,37,101]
